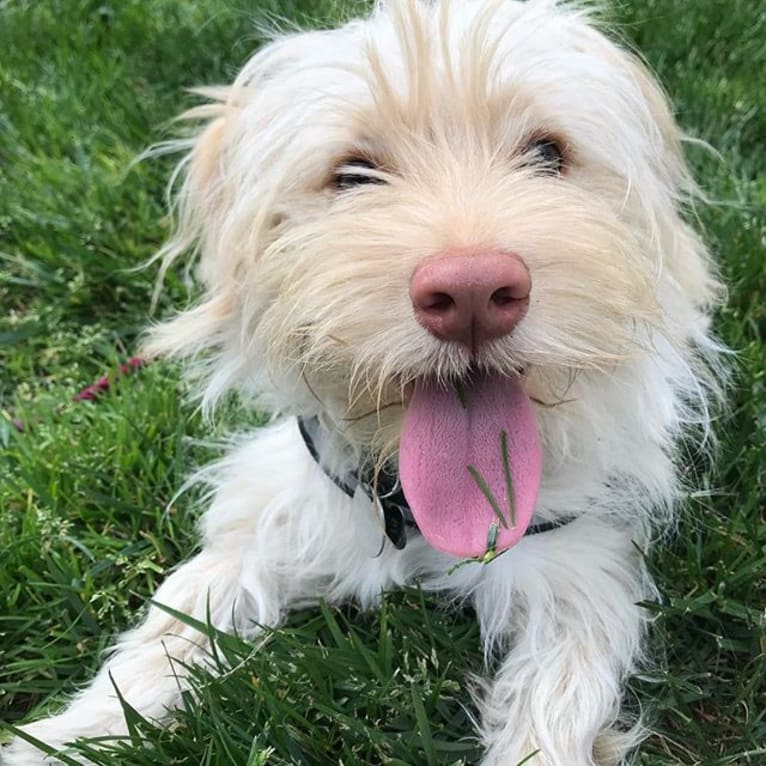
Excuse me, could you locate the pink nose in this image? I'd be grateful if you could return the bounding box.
[410,250,531,352]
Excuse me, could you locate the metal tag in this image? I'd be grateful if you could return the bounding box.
[352,484,387,558]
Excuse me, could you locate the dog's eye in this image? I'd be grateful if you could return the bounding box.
[522,137,565,176]
[333,158,387,190]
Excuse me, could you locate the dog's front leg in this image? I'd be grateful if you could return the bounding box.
[4,419,401,764]
[474,520,649,766]
[4,547,258,765]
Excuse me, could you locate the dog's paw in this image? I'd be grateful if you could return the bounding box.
[1,720,85,766]
[1,739,64,766]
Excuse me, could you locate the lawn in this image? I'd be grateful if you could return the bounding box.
[0,1,764,764]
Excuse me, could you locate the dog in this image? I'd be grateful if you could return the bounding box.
[4,0,722,763]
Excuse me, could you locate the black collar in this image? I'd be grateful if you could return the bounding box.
[298,415,413,550]
[297,415,576,552]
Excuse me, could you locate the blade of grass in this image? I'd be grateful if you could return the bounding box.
[467,465,508,528]
[500,430,516,528]
[410,686,437,766]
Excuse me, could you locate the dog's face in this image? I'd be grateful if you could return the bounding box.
[149,0,718,538]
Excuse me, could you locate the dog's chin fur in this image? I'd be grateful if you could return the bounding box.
[5,2,724,765]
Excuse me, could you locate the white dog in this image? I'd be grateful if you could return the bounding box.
[4,0,722,764]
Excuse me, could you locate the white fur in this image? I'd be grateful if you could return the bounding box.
[4,1,722,764]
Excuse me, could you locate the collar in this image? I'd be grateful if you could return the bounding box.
[297,415,412,550]
[297,415,576,552]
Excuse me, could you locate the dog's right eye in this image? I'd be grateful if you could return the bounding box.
[333,158,386,191]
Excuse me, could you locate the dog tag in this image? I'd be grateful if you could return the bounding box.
[382,502,407,550]
[352,484,387,558]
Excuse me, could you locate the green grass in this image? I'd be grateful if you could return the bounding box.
[1,1,764,764]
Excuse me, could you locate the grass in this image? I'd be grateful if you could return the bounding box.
[0,0,764,763]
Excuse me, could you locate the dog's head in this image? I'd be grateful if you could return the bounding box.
[147,0,721,552]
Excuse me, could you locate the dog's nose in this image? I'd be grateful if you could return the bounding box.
[410,250,531,351]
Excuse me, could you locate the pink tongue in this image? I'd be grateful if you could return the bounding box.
[399,374,542,558]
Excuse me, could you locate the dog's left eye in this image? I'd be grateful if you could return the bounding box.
[522,137,565,175]
[333,158,387,190]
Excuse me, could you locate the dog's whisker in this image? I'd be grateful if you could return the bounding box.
[339,400,402,423]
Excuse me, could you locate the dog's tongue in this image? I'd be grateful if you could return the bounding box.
[399,374,542,558]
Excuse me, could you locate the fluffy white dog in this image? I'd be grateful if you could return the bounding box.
[5,0,722,764]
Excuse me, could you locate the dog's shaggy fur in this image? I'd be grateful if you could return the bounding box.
[5,1,723,764]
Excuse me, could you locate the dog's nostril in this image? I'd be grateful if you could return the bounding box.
[427,292,455,312]
[490,287,516,307]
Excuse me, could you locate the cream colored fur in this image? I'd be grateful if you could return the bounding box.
[4,1,722,764]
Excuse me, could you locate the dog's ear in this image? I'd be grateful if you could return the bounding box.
[143,91,240,364]
[621,52,723,319]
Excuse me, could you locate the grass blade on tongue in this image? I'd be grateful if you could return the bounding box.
[447,522,501,575]
[500,430,516,528]
[467,464,508,529]
[454,379,468,409]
